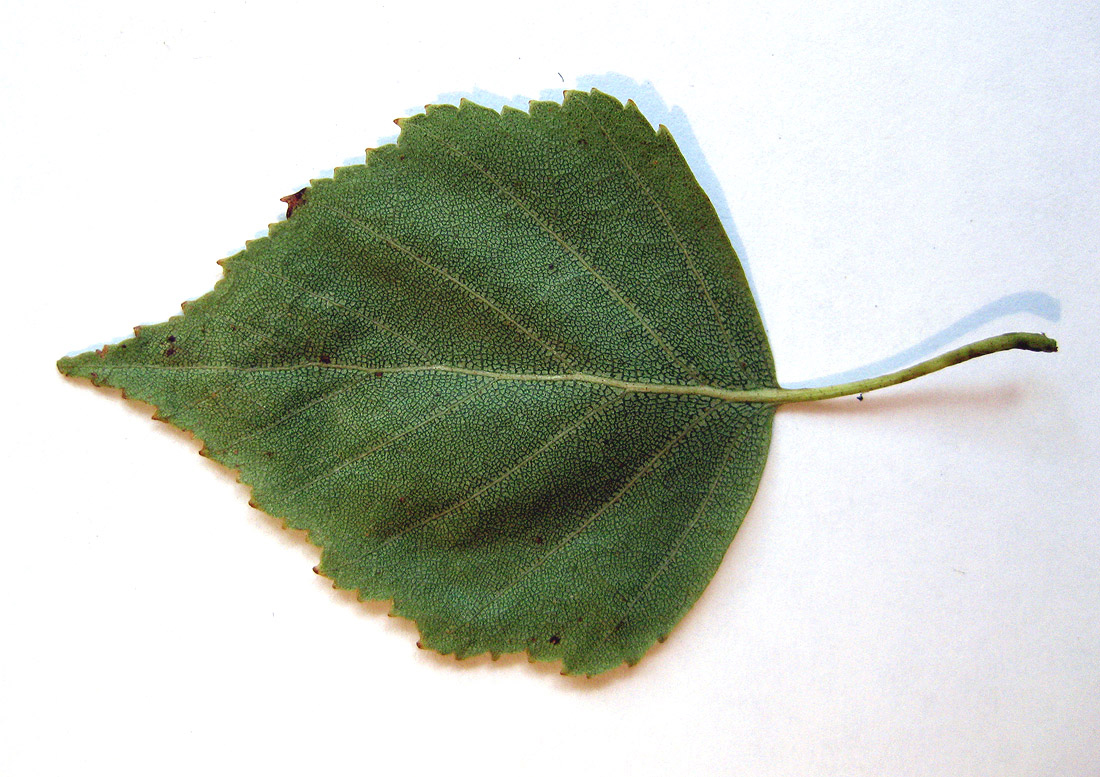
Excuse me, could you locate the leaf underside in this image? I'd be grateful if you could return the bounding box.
[59,89,777,675]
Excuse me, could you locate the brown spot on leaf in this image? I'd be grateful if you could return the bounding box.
[280,187,307,218]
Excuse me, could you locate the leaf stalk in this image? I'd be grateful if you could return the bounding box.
[762,331,1057,404]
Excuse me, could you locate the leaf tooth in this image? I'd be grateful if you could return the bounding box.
[456,97,498,119]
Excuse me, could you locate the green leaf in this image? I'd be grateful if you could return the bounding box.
[58,89,1056,676]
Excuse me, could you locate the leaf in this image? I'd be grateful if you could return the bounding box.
[58,89,1056,676]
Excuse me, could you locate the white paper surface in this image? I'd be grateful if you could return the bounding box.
[3,2,1097,775]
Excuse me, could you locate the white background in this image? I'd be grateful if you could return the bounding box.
[3,2,1098,775]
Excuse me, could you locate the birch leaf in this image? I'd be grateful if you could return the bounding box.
[58,89,1055,676]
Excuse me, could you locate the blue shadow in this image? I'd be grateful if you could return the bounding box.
[783,291,1061,387]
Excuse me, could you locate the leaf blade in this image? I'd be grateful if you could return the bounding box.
[58,89,776,675]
